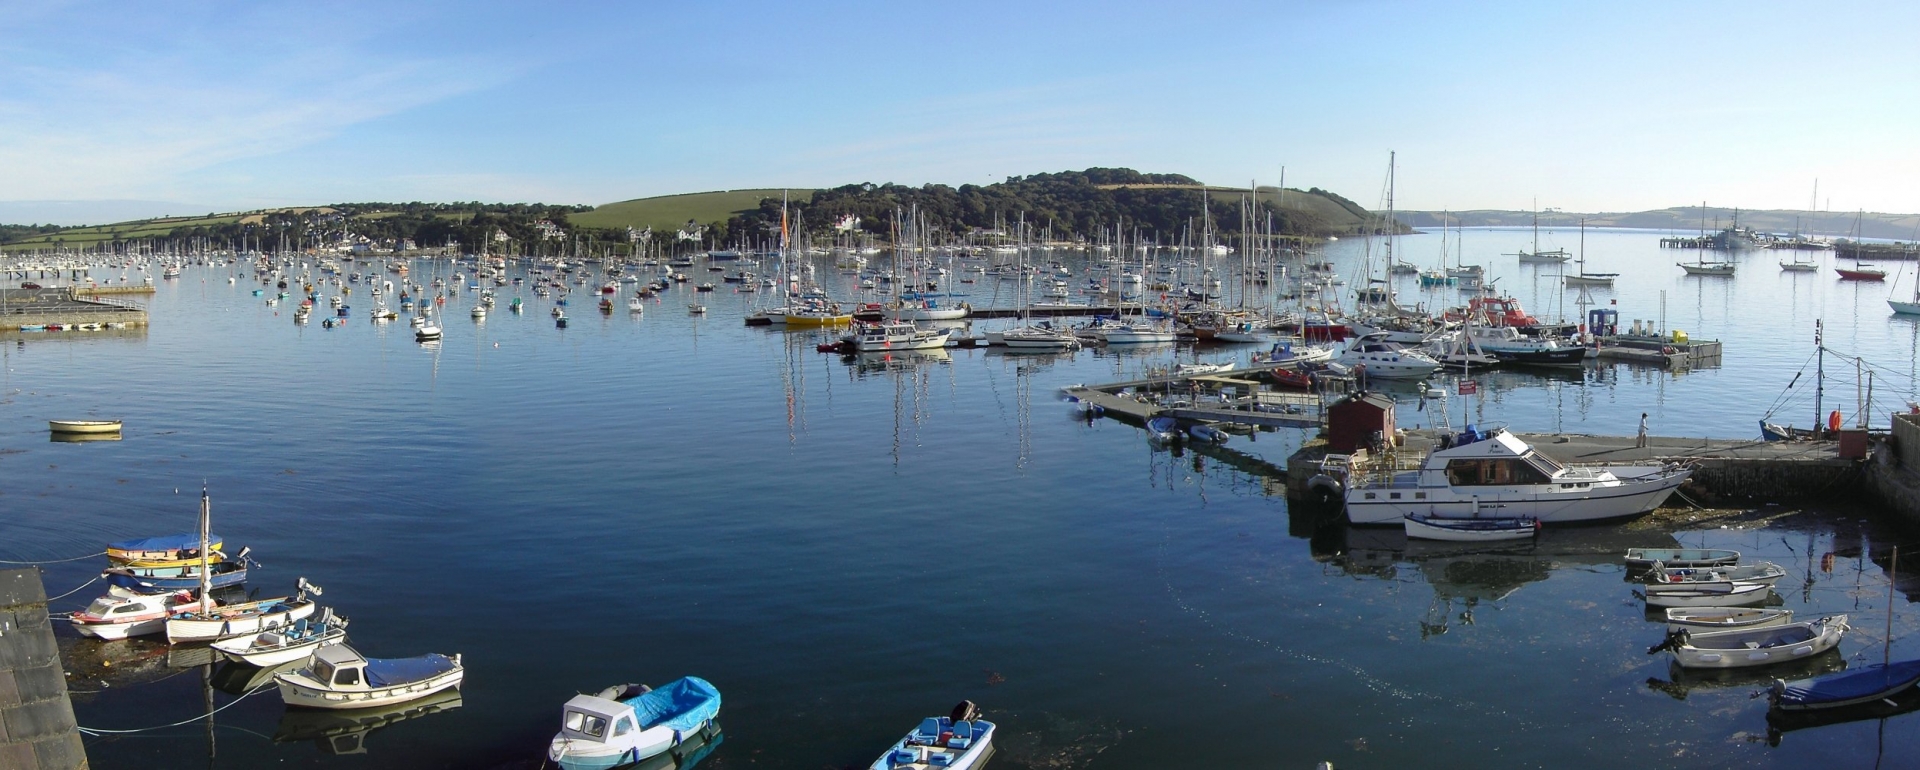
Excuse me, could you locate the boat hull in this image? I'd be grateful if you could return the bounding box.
[1347,469,1691,525]
[1625,548,1740,570]
[1669,618,1846,669]
[1403,514,1538,542]
[168,600,316,644]
[277,666,464,710]
[1643,583,1773,608]
[49,420,122,434]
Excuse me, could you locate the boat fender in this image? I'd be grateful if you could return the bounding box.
[1305,475,1342,507]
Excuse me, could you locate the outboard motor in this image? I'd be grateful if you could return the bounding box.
[950,700,980,724]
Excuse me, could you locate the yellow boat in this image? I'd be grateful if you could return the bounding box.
[781,309,852,326]
[108,533,225,567]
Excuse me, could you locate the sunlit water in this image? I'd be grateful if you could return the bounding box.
[4,228,1919,768]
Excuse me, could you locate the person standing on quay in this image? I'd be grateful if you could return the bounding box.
[1636,412,1650,449]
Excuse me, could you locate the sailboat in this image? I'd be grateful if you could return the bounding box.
[1562,219,1617,286]
[1678,203,1736,275]
[1837,209,1887,280]
[165,490,321,644]
[1512,203,1571,263]
[1890,263,1920,315]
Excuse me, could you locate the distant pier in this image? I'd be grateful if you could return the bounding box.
[1,288,149,331]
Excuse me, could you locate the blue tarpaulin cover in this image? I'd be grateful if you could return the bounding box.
[364,654,459,687]
[1776,659,1920,707]
[626,676,721,734]
[110,534,222,552]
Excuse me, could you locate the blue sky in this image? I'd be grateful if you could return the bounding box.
[3,1,1917,222]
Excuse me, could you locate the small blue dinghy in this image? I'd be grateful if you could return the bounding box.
[1771,658,1920,711]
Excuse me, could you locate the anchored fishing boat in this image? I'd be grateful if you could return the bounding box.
[547,677,722,769]
[166,578,321,644]
[1645,561,1788,590]
[1648,615,1848,669]
[869,701,996,770]
[1664,607,1793,633]
[1771,659,1920,711]
[107,533,223,568]
[1641,580,1773,608]
[210,609,349,667]
[275,644,464,710]
[1341,427,1692,525]
[1624,548,1740,570]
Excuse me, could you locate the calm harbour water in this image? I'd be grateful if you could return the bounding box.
[6,227,1920,769]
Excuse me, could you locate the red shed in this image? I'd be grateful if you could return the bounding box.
[1326,392,1396,453]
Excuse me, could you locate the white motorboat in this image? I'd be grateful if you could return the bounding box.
[1664,607,1793,633]
[415,324,442,341]
[869,701,996,770]
[1172,361,1236,376]
[69,588,196,640]
[275,644,464,710]
[1093,320,1177,344]
[1403,513,1539,542]
[1624,548,1740,570]
[1463,325,1587,366]
[211,610,348,667]
[1342,427,1692,525]
[1335,332,1442,379]
[470,305,486,319]
[547,677,721,769]
[1646,561,1788,589]
[1640,580,1773,608]
[1649,615,1847,669]
[852,322,953,352]
[627,297,645,312]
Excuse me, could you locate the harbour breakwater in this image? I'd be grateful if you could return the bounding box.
[0,288,146,331]
[0,569,86,770]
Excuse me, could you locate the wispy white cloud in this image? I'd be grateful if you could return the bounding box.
[0,8,519,203]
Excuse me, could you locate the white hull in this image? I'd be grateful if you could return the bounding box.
[1679,263,1735,276]
[1642,582,1772,608]
[1664,607,1793,633]
[277,667,463,710]
[167,600,316,644]
[73,616,165,639]
[1403,515,1537,541]
[1668,617,1847,669]
[1562,274,1616,286]
[1348,469,1689,525]
[894,307,969,321]
[1100,330,1177,344]
[1890,299,1920,316]
[212,634,345,667]
[49,420,122,434]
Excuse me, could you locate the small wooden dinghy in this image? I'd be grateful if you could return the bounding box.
[276,644,464,710]
[1665,606,1793,632]
[1641,580,1772,608]
[167,588,319,644]
[1404,513,1539,542]
[49,419,122,434]
[547,677,722,769]
[1649,615,1848,669]
[1625,548,1739,569]
[1771,658,1920,711]
[104,560,248,594]
[869,701,997,770]
[211,610,348,667]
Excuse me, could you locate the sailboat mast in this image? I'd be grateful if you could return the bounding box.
[1814,319,1824,434]
[198,487,212,612]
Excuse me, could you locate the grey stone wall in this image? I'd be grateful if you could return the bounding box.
[0,569,87,769]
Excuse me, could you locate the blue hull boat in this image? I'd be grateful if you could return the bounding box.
[104,561,247,594]
[1771,658,1920,711]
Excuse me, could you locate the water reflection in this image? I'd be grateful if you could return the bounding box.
[273,688,465,756]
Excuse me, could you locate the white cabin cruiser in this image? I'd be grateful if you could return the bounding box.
[275,643,463,709]
[852,322,953,352]
[1341,427,1692,525]
[1335,332,1442,379]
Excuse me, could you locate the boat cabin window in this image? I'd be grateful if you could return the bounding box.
[313,660,336,685]
[565,710,609,738]
[332,667,361,687]
[1446,459,1552,486]
[1521,450,1565,475]
[112,603,142,614]
[613,716,635,736]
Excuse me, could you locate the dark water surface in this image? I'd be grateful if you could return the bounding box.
[6,229,1920,768]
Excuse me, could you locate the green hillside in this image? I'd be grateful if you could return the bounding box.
[569,189,814,232]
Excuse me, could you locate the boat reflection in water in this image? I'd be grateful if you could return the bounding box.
[50,431,122,443]
[1642,650,1847,702]
[211,659,306,695]
[1766,682,1920,746]
[274,688,465,756]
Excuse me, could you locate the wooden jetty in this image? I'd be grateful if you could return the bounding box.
[1063,361,1343,430]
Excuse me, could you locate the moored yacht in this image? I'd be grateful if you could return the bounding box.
[1338,427,1692,525]
[851,322,953,352]
[1334,332,1441,379]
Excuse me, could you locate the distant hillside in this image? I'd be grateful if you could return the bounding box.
[569,189,815,232]
[1402,207,1920,241]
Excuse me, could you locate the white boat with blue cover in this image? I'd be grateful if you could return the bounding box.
[870,701,995,770]
[1771,658,1920,711]
[275,644,464,710]
[548,677,722,769]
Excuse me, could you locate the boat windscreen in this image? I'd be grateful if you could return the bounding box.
[1522,451,1564,475]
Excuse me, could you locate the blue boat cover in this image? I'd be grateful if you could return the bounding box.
[1776,659,1920,706]
[109,534,221,552]
[625,676,721,734]
[364,654,459,687]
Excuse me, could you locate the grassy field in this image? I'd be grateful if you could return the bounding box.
[569,189,812,231]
